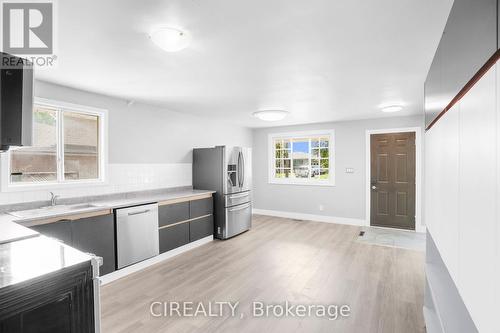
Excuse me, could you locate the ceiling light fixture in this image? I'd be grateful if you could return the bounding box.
[253,110,289,121]
[149,27,191,52]
[381,105,404,113]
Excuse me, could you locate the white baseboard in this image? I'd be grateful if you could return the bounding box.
[253,209,366,226]
[99,235,213,285]
[253,209,427,233]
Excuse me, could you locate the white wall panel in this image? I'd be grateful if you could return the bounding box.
[425,64,499,333]
[458,66,496,332]
[424,125,438,235]
[425,104,460,283]
[496,64,500,333]
[438,105,460,282]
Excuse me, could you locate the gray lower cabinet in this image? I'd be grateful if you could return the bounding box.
[159,202,189,227]
[159,224,190,253]
[190,198,213,218]
[72,214,116,275]
[30,220,73,245]
[30,213,116,276]
[189,216,213,242]
[158,196,214,253]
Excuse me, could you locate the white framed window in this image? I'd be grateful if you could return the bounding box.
[268,130,335,186]
[1,98,108,191]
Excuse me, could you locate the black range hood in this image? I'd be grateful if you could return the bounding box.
[0,52,34,151]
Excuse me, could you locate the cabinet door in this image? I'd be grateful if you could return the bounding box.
[159,202,189,227]
[30,220,72,245]
[159,224,189,253]
[72,214,116,275]
[0,262,94,333]
[189,198,213,218]
[189,216,213,242]
[1,294,73,332]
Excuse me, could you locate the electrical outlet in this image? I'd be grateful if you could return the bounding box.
[319,204,324,211]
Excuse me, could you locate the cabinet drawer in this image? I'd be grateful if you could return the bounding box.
[189,216,214,242]
[189,197,213,218]
[159,202,189,227]
[159,223,190,253]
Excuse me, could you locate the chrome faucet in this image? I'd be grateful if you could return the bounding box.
[49,192,60,206]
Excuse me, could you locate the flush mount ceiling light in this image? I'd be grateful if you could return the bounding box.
[381,105,404,113]
[253,110,289,121]
[149,27,191,52]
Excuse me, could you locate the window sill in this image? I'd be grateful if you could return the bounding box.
[268,179,336,187]
[1,179,108,193]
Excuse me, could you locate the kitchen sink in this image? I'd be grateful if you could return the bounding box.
[67,203,99,210]
[8,203,101,219]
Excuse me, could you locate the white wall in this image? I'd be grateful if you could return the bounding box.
[0,80,252,204]
[425,64,499,332]
[252,115,423,226]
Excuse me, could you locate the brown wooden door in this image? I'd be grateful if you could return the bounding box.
[370,132,416,230]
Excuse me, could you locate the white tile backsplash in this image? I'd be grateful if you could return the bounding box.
[0,163,192,205]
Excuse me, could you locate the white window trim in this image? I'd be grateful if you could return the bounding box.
[0,97,109,192]
[268,129,335,186]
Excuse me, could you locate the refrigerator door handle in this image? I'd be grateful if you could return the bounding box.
[237,151,243,187]
[228,203,251,212]
[228,192,249,199]
[240,151,245,188]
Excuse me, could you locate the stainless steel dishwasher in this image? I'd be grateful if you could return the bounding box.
[116,203,159,269]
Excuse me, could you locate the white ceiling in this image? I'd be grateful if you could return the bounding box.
[37,0,453,127]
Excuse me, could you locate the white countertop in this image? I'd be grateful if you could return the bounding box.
[91,189,215,209]
[0,235,95,289]
[0,189,215,244]
[0,215,39,244]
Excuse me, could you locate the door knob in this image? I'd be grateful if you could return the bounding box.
[371,185,377,190]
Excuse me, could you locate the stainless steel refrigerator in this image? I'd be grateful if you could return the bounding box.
[193,146,252,239]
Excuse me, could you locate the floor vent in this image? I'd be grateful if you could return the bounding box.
[359,231,365,237]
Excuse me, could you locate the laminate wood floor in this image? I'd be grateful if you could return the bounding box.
[101,215,426,333]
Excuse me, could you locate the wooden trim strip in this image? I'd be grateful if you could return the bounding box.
[20,209,112,227]
[158,193,213,206]
[158,214,213,230]
[426,48,500,131]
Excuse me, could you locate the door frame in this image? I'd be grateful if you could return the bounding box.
[365,127,424,232]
